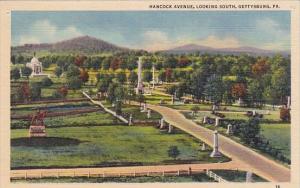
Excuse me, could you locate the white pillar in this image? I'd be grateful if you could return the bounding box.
[203,116,208,124]
[136,57,144,94]
[287,96,291,109]
[168,124,173,133]
[160,118,165,129]
[152,65,155,89]
[246,171,253,182]
[143,103,147,112]
[210,131,222,157]
[171,95,174,104]
[147,109,151,119]
[226,124,233,135]
[215,117,220,126]
[252,110,256,116]
[201,143,206,151]
[129,114,133,126]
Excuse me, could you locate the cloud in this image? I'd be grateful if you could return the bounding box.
[139,30,173,51]
[17,20,82,45]
[254,18,290,51]
[197,36,241,49]
[138,30,241,51]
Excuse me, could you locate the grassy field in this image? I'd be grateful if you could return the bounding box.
[11,173,215,183]
[181,110,291,162]
[260,123,290,159]
[11,125,229,169]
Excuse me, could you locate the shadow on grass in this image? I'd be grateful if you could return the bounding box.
[11,137,84,147]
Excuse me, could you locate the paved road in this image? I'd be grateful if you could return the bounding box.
[11,161,241,179]
[147,104,290,182]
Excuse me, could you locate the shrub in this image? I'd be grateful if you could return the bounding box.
[41,77,53,87]
[280,107,290,121]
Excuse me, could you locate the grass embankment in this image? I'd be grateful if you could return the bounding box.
[11,173,215,183]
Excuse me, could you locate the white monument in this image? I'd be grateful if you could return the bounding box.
[168,124,173,133]
[152,65,155,89]
[129,114,133,126]
[246,171,253,182]
[210,131,222,157]
[135,57,144,94]
[147,109,151,119]
[215,117,220,126]
[226,124,233,135]
[201,143,206,151]
[203,116,208,124]
[160,118,165,129]
[25,53,48,77]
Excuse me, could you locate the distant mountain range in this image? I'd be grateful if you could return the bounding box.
[12,35,289,56]
[163,44,290,56]
[12,35,130,54]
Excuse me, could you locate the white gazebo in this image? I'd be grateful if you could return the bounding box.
[25,54,48,77]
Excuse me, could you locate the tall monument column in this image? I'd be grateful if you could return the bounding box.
[152,65,155,89]
[210,130,222,157]
[136,57,144,94]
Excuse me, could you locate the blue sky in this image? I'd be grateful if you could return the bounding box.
[12,11,290,51]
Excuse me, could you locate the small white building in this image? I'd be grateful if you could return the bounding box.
[25,54,48,77]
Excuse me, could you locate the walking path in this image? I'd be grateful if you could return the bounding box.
[146,104,290,182]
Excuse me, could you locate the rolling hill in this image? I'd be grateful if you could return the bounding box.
[12,35,131,54]
[163,44,289,56]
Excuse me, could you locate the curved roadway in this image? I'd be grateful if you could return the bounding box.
[147,104,290,182]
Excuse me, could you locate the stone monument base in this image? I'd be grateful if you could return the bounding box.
[29,125,46,137]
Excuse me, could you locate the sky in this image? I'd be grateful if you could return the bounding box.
[11,11,290,51]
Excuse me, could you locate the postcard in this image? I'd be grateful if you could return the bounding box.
[0,1,299,188]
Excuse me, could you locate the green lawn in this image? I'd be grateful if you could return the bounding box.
[11,125,229,169]
[260,123,290,159]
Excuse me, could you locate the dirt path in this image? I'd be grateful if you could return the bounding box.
[11,161,243,179]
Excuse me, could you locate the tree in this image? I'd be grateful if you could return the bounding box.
[240,118,260,145]
[168,146,180,160]
[11,68,20,80]
[30,82,42,100]
[16,55,24,64]
[231,83,247,100]
[252,59,270,78]
[110,57,121,70]
[54,67,63,77]
[128,71,138,85]
[11,55,16,64]
[66,65,80,78]
[21,66,32,78]
[41,77,53,87]
[116,72,127,84]
[97,75,113,94]
[191,106,200,116]
[165,68,173,82]
[58,86,68,100]
[74,55,86,67]
[67,77,82,92]
[79,69,89,83]
[143,71,152,83]
[280,107,290,121]
[204,74,224,104]
[136,94,145,106]
[102,57,111,70]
